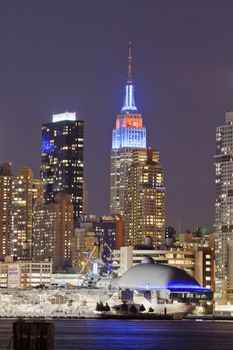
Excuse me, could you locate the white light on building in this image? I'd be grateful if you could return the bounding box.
[52,112,76,123]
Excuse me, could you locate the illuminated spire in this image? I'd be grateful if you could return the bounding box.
[122,42,138,112]
[127,41,133,83]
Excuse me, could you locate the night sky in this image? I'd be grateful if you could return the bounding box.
[0,1,233,232]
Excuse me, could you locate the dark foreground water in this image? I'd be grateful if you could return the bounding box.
[1,319,233,349]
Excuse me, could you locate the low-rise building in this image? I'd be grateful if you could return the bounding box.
[0,258,52,288]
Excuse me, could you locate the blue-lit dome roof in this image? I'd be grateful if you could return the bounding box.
[116,257,202,291]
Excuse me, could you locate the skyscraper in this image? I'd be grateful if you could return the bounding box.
[0,162,13,259]
[12,166,43,258]
[215,111,233,298]
[124,149,165,246]
[33,193,73,272]
[40,112,84,223]
[110,45,147,215]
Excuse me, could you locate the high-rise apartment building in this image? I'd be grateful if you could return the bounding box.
[12,166,43,259]
[33,193,74,272]
[110,45,147,215]
[124,149,165,246]
[214,111,233,298]
[41,112,84,223]
[0,163,13,258]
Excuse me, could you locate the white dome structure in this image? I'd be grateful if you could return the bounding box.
[107,257,212,318]
[115,257,209,293]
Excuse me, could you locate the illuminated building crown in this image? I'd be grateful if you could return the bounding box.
[112,43,146,150]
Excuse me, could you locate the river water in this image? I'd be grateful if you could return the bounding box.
[1,319,233,349]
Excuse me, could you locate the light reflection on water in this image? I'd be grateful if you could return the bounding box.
[53,319,233,350]
[1,319,233,349]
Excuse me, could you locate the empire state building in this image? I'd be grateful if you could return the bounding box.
[110,44,147,215]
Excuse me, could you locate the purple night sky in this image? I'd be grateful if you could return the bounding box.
[0,0,232,231]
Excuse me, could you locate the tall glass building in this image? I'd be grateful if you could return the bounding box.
[41,112,84,223]
[110,45,147,215]
[215,111,233,298]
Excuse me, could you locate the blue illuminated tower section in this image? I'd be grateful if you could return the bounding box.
[110,44,147,215]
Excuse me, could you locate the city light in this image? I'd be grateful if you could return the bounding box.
[52,112,76,123]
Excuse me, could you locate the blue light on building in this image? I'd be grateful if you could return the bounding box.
[111,44,147,150]
[112,127,146,149]
[121,84,138,112]
[41,137,54,153]
[167,282,211,293]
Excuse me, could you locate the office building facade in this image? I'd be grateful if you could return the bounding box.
[0,258,52,288]
[41,112,84,223]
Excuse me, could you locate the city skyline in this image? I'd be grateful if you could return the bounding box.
[1,1,233,339]
[1,1,233,231]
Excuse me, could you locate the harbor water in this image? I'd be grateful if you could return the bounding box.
[1,319,233,349]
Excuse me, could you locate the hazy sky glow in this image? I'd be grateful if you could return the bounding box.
[1,0,233,231]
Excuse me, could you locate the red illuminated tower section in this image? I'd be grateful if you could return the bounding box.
[110,44,147,215]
